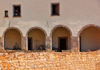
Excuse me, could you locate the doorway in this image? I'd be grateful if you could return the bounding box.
[58,37,68,52]
[28,37,32,50]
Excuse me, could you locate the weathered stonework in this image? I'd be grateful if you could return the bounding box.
[71,36,79,52]
[21,37,26,50]
[0,37,4,50]
[96,62,100,70]
[0,50,99,70]
[45,36,52,51]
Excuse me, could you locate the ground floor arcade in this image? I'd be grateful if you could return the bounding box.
[0,25,100,52]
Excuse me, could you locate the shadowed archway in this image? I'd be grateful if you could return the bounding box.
[3,27,23,50]
[78,24,100,52]
[26,27,47,50]
[50,25,72,52]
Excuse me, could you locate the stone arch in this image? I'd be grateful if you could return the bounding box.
[50,25,72,37]
[3,27,23,50]
[2,27,23,37]
[26,27,47,50]
[26,27,47,37]
[50,25,72,52]
[78,24,100,37]
[78,24,100,51]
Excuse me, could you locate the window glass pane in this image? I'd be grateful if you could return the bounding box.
[13,5,21,17]
[5,11,8,17]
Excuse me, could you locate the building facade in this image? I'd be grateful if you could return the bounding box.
[0,0,100,52]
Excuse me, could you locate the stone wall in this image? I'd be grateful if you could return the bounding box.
[0,50,100,70]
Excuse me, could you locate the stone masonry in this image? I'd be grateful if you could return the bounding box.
[0,50,100,70]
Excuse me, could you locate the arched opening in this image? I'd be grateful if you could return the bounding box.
[28,28,46,50]
[79,26,100,52]
[52,27,71,52]
[4,29,21,50]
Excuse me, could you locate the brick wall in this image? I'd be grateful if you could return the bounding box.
[0,50,100,70]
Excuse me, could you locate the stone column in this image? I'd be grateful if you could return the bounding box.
[21,37,27,50]
[71,36,79,52]
[45,36,52,51]
[0,37,4,50]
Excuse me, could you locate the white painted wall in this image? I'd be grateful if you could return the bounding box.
[0,0,100,37]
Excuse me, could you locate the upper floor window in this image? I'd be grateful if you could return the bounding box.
[13,5,21,17]
[51,3,60,16]
[5,10,8,17]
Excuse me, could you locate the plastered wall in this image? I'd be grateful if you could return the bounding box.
[0,0,100,51]
[0,0,100,36]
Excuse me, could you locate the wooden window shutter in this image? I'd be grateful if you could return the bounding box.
[56,4,59,15]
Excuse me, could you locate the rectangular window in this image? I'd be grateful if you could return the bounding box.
[5,10,8,17]
[51,3,59,16]
[13,5,21,17]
